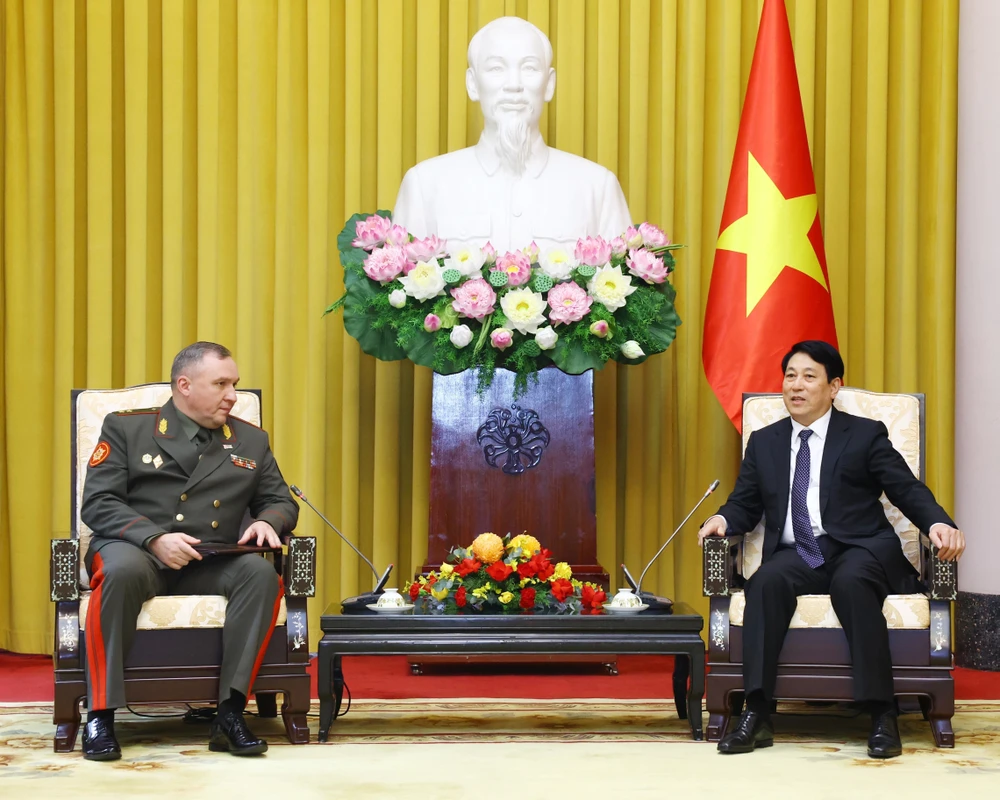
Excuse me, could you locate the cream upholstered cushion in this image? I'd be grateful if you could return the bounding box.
[79,593,287,630]
[739,388,922,578]
[74,384,262,583]
[728,591,929,629]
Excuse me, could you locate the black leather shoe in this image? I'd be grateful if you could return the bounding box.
[867,711,902,759]
[82,717,121,761]
[717,710,774,754]
[208,707,268,756]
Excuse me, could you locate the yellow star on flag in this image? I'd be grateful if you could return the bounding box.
[717,152,828,316]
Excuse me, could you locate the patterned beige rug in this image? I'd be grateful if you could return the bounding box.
[1,700,997,798]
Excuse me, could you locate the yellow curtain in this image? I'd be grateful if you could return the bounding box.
[0,0,958,655]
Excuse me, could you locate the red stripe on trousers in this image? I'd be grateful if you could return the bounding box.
[247,576,284,694]
[85,553,108,710]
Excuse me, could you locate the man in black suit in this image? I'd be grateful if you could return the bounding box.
[699,341,964,758]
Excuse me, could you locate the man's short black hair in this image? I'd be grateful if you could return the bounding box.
[781,340,844,383]
[170,342,233,388]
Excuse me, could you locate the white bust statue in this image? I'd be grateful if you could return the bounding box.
[392,16,632,253]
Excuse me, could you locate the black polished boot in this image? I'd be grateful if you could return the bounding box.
[717,710,775,754]
[208,705,268,756]
[867,709,902,759]
[82,716,121,761]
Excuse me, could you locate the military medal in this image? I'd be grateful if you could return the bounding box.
[230,454,256,470]
[153,454,164,469]
[142,453,153,464]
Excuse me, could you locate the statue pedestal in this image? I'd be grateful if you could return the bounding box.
[425,368,607,588]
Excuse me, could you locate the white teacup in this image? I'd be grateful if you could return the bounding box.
[610,588,643,608]
[376,588,406,608]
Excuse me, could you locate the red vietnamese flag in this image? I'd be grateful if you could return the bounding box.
[703,0,838,431]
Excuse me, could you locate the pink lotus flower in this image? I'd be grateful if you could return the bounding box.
[353,215,392,250]
[624,226,643,249]
[363,245,409,283]
[547,282,593,325]
[406,235,448,262]
[611,237,627,257]
[575,236,612,267]
[490,328,514,350]
[385,224,409,248]
[589,320,610,338]
[638,222,670,249]
[450,278,497,320]
[492,252,532,286]
[523,241,540,262]
[482,242,497,264]
[424,314,441,332]
[626,248,668,284]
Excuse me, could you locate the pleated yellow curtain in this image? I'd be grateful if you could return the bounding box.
[0,0,958,655]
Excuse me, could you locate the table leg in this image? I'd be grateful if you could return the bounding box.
[317,642,334,742]
[672,654,690,720]
[686,643,705,741]
[332,655,345,718]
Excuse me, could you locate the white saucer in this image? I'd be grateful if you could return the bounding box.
[602,603,649,615]
[366,603,415,614]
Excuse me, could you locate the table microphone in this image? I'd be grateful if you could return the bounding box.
[290,484,393,613]
[621,479,721,613]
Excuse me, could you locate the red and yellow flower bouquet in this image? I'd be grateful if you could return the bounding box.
[405,532,607,614]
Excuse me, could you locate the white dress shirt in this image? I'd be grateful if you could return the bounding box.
[780,408,832,545]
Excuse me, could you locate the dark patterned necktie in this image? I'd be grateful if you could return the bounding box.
[792,429,825,568]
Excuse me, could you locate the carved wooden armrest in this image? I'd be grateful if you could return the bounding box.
[703,535,742,596]
[50,539,80,602]
[284,536,317,598]
[919,531,958,601]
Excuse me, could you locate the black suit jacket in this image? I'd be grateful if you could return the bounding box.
[716,406,955,593]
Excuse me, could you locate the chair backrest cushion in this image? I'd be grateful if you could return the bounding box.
[73,384,262,583]
[740,388,922,577]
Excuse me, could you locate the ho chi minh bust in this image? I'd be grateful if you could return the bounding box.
[392,16,632,254]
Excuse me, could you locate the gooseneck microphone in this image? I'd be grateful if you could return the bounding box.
[290,485,393,594]
[630,479,721,595]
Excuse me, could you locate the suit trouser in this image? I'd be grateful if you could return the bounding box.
[84,541,283,711]
[741,536,895,704]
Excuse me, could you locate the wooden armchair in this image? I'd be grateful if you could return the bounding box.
[51,383,317,752]
[702,388,957,747]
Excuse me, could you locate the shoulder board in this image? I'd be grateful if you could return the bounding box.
[228,414,262,430]
[113,407,161,416]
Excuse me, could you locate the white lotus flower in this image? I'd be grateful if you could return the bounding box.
[620,340,645,359]
[444,246,487,278]
[538,247,577,281]
[500,288,548,335]
[535,326,559,351]
[587,263,637,312]
[450,324,473,349]
[399,260,446,301]
[389,289,407,308]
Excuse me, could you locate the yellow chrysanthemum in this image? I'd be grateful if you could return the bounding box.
[471,532,505,564]
[499,591,514,604]
[507,533,542,556]
[553,562,573,581]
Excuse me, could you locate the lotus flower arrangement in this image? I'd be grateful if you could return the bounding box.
[404,532,608,615]
[328,211,682,393]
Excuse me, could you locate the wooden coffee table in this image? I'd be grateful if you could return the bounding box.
[317,603,705,741]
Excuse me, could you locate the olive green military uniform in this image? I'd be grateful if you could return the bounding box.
[80,398,299,711]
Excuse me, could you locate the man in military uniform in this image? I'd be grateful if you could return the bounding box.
[79,341,299,761]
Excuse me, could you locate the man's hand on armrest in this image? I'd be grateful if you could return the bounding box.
[148,533,203,570]
[698,515,728,546]
[928,523,965,562]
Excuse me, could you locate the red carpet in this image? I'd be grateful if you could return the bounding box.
[2,650,998,702]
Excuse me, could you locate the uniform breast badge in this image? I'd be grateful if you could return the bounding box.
[142,453,153,464]
[230,454,257,470]
[153,454,164,469]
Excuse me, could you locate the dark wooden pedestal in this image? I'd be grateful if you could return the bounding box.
[426,368,607,586]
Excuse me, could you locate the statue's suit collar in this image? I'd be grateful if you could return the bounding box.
[474,132,550,178]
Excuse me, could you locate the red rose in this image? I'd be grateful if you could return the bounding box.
[550,578,574,602]
[592,589,607,606]
[581,584,605,609]
[516,561,537,579]
[455,585,467,608]
[486,561,514,582]
[520,587,536,609]
[454,558,482,577]
[529,552,555,582]
[408,582,421,600]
